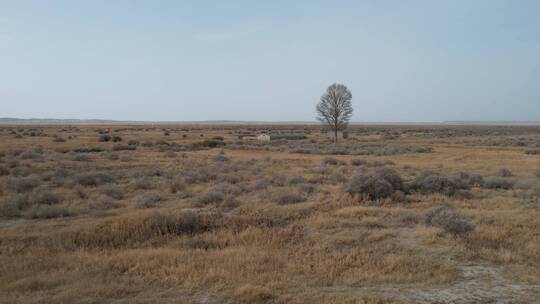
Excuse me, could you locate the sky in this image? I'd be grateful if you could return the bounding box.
[1,0,539,122]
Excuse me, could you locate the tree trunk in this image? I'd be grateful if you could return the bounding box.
[334,129,338,143]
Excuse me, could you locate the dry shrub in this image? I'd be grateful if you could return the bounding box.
[72,147,103,153]
[234,284,274,303]
[89,195,121,210]
[134,192,163,208]
[6,176,40,193]
[482,176,515,189]
[320,156,339,165]
[0,194,28,218]
[250,177,271,191]
[100,184,124,200]
[75,172,114,186]
[169,177,187,194]
[345,168,402,200]
[30,188,62,205]
[270,187,306,205]
[132,177,155,190]
[112,144,136,151]
[409,171,469,196]
[286,175,306,186]
[195,183,240,205]
[24,205,72,219]
[0,165,9,176]
[58,212,218,250]
[524,149,540,155]
[422,202,474,235]
[217,173,243,184]
[497,168,513,177]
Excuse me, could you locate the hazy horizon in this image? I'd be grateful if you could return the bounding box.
[2,1,539,122]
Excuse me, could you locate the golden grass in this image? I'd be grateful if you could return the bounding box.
[0,125,538,303]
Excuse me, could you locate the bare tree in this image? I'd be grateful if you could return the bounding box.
[316,83,353,143]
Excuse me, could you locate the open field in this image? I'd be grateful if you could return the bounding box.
[0,124,539,304]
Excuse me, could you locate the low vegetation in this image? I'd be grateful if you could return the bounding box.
[0,124,538,303]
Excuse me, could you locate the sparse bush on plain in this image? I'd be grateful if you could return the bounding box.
[346,167,403,200]
[72,147,104,153]
[100,184,124,200]
[498,168,513,177]
[482,176,515,189]
[135,192,163,208]
[270,187,306,204]
[6,176,40,193]
[112,144,136,151]
[409,171,469,196]
[525,149,540,155]
[98,135,111,142]
[75,171,114,186]
[422,202,474,235]
[321,156,339,165]
[30,188,62,205]
[0,165,9,176]
[24,205,72,219]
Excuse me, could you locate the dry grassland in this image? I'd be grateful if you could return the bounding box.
[0,125,539,303]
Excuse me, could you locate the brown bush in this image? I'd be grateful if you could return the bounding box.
[422,202,474,235]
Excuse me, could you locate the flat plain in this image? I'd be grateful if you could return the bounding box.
[0,124,539,304]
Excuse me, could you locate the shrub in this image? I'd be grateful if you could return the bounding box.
[409,171,469,196]
[286,175,306,186]
[112,144,136,151]
[164,151,177,158]
[75,172,114,186]
[30,189,62,205]
[535,169,540,178]
[525,149,540,155]
[170,177,187,194]
[98,135,111,142]
[234,284,274,303]
[497,168,513,177]
[90,195,121,210]
[132,177,155,190]
[345,168,403,200]
[482,176,515,189]
[321,156,338,165]
[25,205,72,219]
[100,184,124,200]
[0,194,29,218]
[422,202,474,235]
[59,212,217,250]
[0,165,9,176]
[459,172,484,187]
[111,135,122,142]
[271,188,305,205]
[251,178,271,190]
[127,140,139,146]
[195,188,225,205]
[213,153,229,162]
[350,159,368,166]
[6,176,40,193]
[217,173,243,184]
[135,192,163,208]
[141,141,154,147]
[72,147,104,153]
[73,154,91,162]
[19,150,43,160]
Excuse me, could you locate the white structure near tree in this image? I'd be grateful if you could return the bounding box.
[257,134,271,141]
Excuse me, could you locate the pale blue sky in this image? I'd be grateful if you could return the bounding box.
[1,1,539,122]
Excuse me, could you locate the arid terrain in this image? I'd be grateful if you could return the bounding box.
[0,124,539,304]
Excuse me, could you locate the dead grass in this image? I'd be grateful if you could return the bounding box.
[0,124,539,303]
